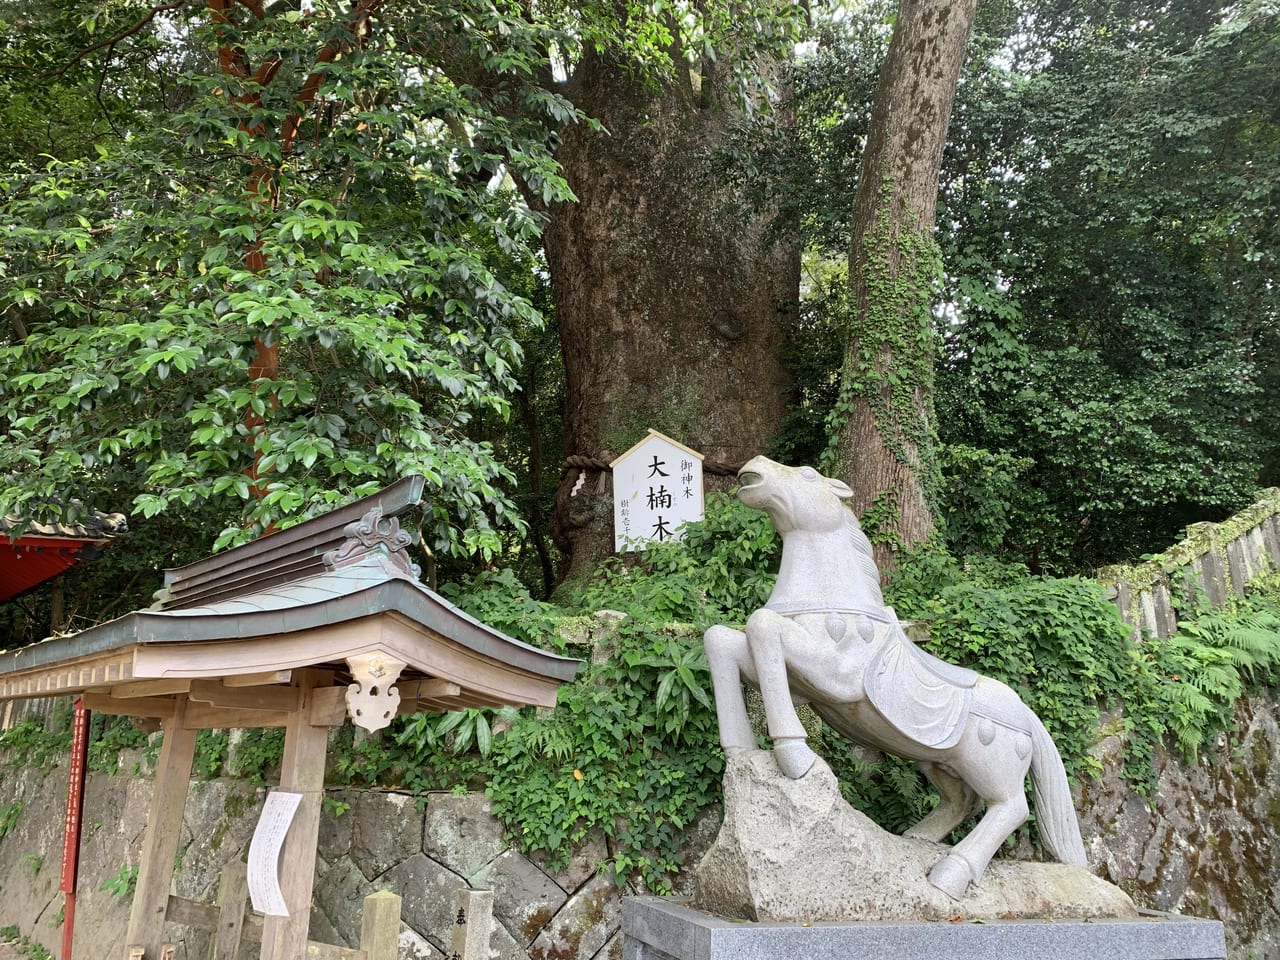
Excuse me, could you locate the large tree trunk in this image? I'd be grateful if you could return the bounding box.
[828,0,979,569]
[545,48,798,583]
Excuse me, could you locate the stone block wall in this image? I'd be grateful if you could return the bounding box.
[0,753,718,960]
[1078,699,1280,959]
[1,700,1279,958]
[1099,489,1280,638]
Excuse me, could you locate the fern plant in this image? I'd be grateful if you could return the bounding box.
[1144,588,1280,759]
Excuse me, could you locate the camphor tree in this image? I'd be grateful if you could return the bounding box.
[1,0,808,589]
[0,0,584,557]
[537,0,804,583]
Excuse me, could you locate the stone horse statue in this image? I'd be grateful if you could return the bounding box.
[704,457,1087,898]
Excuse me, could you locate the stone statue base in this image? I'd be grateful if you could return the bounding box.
[693,750,1135,922]
[622,897,1226,960]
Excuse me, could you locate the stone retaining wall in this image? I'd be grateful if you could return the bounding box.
[1,698,1279,960]
[0,750,718,960]
[1099,489,1280,638]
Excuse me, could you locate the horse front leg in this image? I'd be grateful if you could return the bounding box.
[745,609,818,778]
[703,625,756,753]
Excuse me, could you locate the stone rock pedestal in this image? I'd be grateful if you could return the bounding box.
[621,897,1227,960]
[695,750,1136,922]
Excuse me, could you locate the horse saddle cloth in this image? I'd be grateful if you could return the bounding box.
[864,627,977,750]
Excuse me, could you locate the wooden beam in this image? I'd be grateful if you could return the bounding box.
[261,672,329,960]
[305,942,365,960]
[0,651,135,700]
[307,685,349,727]
[166,894,217,930]
[110,678,191,699]
[182,703,292,730]
[398,678,461,700]
[125,697,196,958]
[83,693,176,720]
[223,670,293,688]
[396,697,455,717]
[213,860,249,960]
[164,886,263,946]
[413,697,467,713]
[189,678,300,712]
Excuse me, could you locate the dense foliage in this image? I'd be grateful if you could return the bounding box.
[0,0,581,557]
[936,0,1280,569]
[755,0,1280,572]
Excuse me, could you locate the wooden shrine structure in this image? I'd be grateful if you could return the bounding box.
[0,477,580,959]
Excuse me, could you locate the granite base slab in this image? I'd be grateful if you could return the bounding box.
[622,896,1227,960]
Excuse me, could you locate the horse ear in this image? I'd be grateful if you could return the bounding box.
[825,477,854,500]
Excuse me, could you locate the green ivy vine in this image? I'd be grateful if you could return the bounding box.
[822,180,945,521]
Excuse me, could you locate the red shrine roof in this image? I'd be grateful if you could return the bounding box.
[1,509,129,602]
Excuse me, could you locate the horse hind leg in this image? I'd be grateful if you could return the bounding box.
[930,792,1028,898]
[905,762,978,844]
[928,729,1032,899]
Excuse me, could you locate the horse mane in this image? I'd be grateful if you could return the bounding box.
[845,508,885,607]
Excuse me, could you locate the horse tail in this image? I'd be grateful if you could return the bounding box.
[1027,711,1088,866]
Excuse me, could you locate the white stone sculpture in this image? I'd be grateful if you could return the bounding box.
[704,456,1088,898]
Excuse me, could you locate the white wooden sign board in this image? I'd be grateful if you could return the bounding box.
[611,430,704,552]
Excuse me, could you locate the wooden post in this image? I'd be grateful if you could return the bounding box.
[358,890,402,960]
[260,673,328,960]
[449,889,493,960]
[125,697,197,959]
[212,860,249,960]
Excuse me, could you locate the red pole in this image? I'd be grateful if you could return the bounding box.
[60,698,90,960]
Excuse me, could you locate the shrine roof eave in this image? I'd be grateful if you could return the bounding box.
[0,535,114,602]
[0,574,578,687]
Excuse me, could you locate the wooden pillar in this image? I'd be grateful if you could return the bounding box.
[212,860,249,960]
[260,672,328,960]
[125,697,197,958]
[359,891,402,960]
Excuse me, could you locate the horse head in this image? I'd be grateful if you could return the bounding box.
[736,456,854,535]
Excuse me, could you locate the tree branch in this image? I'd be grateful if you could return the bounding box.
[5,308,29,342]
[279,0,389,156]
[44,0,193,78]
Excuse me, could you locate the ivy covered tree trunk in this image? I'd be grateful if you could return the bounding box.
[545,47,798,583]
[827,0,979,568]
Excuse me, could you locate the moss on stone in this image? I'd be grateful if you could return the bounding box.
[1098,488,1280,598]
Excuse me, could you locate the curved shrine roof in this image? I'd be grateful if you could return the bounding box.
[0,478,578,728]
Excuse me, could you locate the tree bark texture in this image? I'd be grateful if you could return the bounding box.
[830,0,979,569]
[545,50,799,583]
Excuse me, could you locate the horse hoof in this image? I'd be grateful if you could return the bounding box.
[927,853,974,900]
[773,740,818,779]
